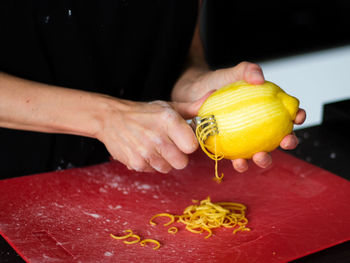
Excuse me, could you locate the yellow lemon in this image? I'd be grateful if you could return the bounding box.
[197,80,299,160]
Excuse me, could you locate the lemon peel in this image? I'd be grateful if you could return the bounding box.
[110,229,133,240]
[140,239,161,250]
[196,80,299,181]
[167,227,178,234]
[149,213,175,226]
[110,229,161,250]
[123,234,141,244]
[198,80,299,159]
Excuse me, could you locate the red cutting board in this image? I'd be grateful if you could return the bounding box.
[1,150,350,263]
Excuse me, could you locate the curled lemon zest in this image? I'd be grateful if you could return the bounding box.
[140,239,161,250]
[110,230,161,250]
[123,234,141,244]
[195,119,224,183]
[110,229,133,240]
[195,118,219,161]
[185,225,203,234]
[203,227,212,239]
[167,227,178,234]
[149,213,175,226]
[152,196,249,239]
[233,226,244,234]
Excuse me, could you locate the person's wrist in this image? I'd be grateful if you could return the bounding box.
[91,94,133,141]
[172,67,211,102]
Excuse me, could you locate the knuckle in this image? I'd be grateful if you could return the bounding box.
[150,101,182,124]
[250,63,262,72]
[150,100,170,108]
[235,61,250,69]
[161,108,179,122]
[156,140,174,158]
[154,138,169,151]
[147,152,172,174]
[138,148,170,173]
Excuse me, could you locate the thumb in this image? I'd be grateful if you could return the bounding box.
[170,90,215,119]
[227,62,265,85]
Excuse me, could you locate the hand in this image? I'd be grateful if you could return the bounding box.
[0,72,210,174]
[173,61,306,173]
[172,61,268,102]
[95,95,210,173]
[233,108,306,173]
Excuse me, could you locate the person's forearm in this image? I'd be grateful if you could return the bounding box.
[0,72,116,138]
[0,72,206,173]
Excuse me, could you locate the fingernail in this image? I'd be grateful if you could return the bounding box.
[253,70,264,81]
[282,139,290,149]
[284,136,298,149]
[153,165,165,173]
[281,140,288,148]
[260,157,272,168]
[236,163,248,172]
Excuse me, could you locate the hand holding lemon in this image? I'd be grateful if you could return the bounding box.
[195,79,305,177]
[198,80,299,158]
[172,61,305,174]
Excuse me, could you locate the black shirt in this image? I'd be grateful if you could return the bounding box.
[0,0,198,178]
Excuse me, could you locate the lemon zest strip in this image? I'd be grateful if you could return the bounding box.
[110,229,133,240]
[140,239,161,250]
[195,118,224,183]
[149,213,175,226]
[123,234,141,244]
[167,227,178,234]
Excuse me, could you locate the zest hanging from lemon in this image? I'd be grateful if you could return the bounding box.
[196,80,300,182]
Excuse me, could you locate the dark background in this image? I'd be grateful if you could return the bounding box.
[202,0,350,68]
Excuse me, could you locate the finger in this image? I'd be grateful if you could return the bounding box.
[252,152,272,169]
[231,159,249,173]
[128,154,156,173]
[243,62,265,84]
[144,152,173,174]
[170,90,215,119]
[116,151,156,173]
[125,128,173,173]
[110,133,157,173]
[156,139,189,170]
[294,108,306,124]
[117,142,156,173]
[166,116,198,154]
[229,61,265,85]
[280,133,299,150]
